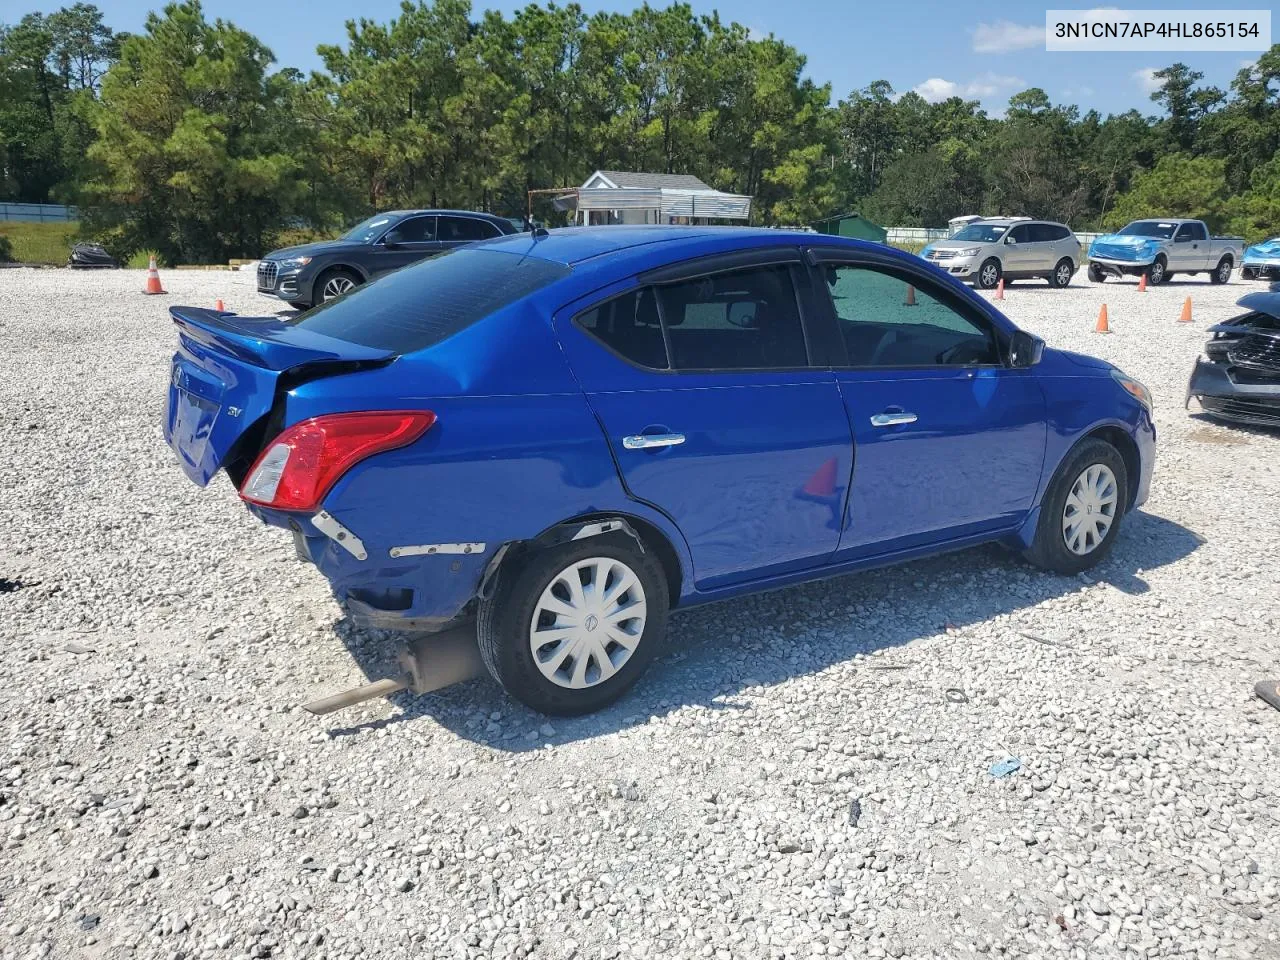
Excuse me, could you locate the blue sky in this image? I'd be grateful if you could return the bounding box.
[31,0,1264,115]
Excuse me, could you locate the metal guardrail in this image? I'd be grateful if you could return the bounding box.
[0,202,78,222]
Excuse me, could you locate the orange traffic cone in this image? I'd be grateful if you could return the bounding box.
[802,458,838,498]
[1136,273,1147,293]
[904,284,917,307]
[1179,297,1192,323]
[142,255,167,295]
[994,278,1005,301]
[1095,304,1110,334]
[214,298,225,311]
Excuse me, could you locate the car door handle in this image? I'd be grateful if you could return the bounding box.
[870,412,918,427]
[623,433,685,450]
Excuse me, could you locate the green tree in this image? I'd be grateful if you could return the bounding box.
[1104,154,1229,230]
[81,1,303,262]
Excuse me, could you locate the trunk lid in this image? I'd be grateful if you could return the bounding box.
[164,307,394,486]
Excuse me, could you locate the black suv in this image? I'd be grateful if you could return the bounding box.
[256,210,524,309]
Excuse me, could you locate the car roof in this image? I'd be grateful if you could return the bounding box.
[383,209,510,221]
[475,225,832,266]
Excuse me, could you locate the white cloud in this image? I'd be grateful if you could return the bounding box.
[1062,86,1095,99]
[1239,58,1257,70]
[913,72,1026,104]
[972,20,1043,53]
[1133,67,1161,94]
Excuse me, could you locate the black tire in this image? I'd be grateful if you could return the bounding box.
[975,257,1002,290]
[315,266,361,303]
[1023,438,1129,575]
[1087,263,1106,283]
[1145,256,1167,286]
[1209,257,1232,285]
[287,299,311,310]
[477,534,669,716]
[1050,258,1074,288]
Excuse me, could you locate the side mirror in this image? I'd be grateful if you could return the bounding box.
[383,230,404,248]
[1009,330,1044,368]
[1005,236,1017,245]
[1174,235,1189,243]
[727,301,759,328]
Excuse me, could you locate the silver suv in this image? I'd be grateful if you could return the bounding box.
[923,218,1081,289]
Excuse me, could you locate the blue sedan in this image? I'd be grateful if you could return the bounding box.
[164,227,1155,715]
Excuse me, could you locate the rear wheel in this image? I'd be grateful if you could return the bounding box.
[1210,257,1233,284]
[1087,263,1106,283]
[1024,438,1128,575]
[1145,257,1167,286]
[1050,258,1074,288]
[477,535,668,715]
[976,258,1002,290]
[316,267,360,303]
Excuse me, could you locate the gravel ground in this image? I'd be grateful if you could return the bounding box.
[1,265,1278,960]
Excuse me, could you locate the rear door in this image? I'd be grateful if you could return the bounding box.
[806,250,1047,558]
[554,253,853,589]
[368,215,439,277]
[437,215,501,252]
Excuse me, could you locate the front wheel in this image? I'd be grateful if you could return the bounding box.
[1145,257,1167,286]
[976,258,1002,290]
[1209,257,1233,285]
[1023,439,1128,575]
[1087,263,1107,283]
[1050,258,1074,288]
[477,535,669,715]
[316,267,361,303]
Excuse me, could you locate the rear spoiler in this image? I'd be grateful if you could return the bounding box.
[170,306,395,372]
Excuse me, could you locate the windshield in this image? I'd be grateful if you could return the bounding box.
[285,249,570,353]
[1118,221,1177,239]
[340,214,398,244]
[950,223,1008,243]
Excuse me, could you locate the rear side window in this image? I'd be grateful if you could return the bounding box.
[287,249,569,353]
[1031,223,1065,242]
[439,216,494,242]
[656,264,808,370]
[577,288,669,369]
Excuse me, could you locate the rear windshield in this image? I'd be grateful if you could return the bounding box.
[287,249,570,353]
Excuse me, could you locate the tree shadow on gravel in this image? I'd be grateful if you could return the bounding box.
[320,509,1202,745]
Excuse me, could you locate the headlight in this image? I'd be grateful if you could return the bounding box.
[277,256,312,269]
[957,248,980,257]
[1111,368,1152,412]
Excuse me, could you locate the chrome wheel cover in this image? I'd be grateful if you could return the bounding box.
[1056,263,1072,286]
[1062,464,1118,556]
[322,275,355,300]
[1149,261,1164,284]
[1217,260,1231,282]
[980,263,999,287]
[529,557,647,689]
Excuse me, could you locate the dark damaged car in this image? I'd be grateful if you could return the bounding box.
[1187,290,1280,428]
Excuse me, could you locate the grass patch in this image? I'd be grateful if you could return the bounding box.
[0,221,79,264]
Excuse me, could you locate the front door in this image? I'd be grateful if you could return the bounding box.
[556,258,853,588]
[368,215,439,277]
[1171,221,1209,271]
[808,255,1047,557]
[1002,222,1036,275]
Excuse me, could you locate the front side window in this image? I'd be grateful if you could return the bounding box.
[655,264,808,370]
[1007,224,1033,244]
[388,215,436,243]
[820,264,1001,367]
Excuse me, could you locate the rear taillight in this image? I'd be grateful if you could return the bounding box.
[239,411,436,511]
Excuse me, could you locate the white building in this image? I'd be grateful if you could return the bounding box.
[548,170,753,225]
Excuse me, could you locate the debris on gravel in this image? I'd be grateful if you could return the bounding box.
[1,267,1278,959]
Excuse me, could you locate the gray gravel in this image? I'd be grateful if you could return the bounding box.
[1,266,1278,960]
